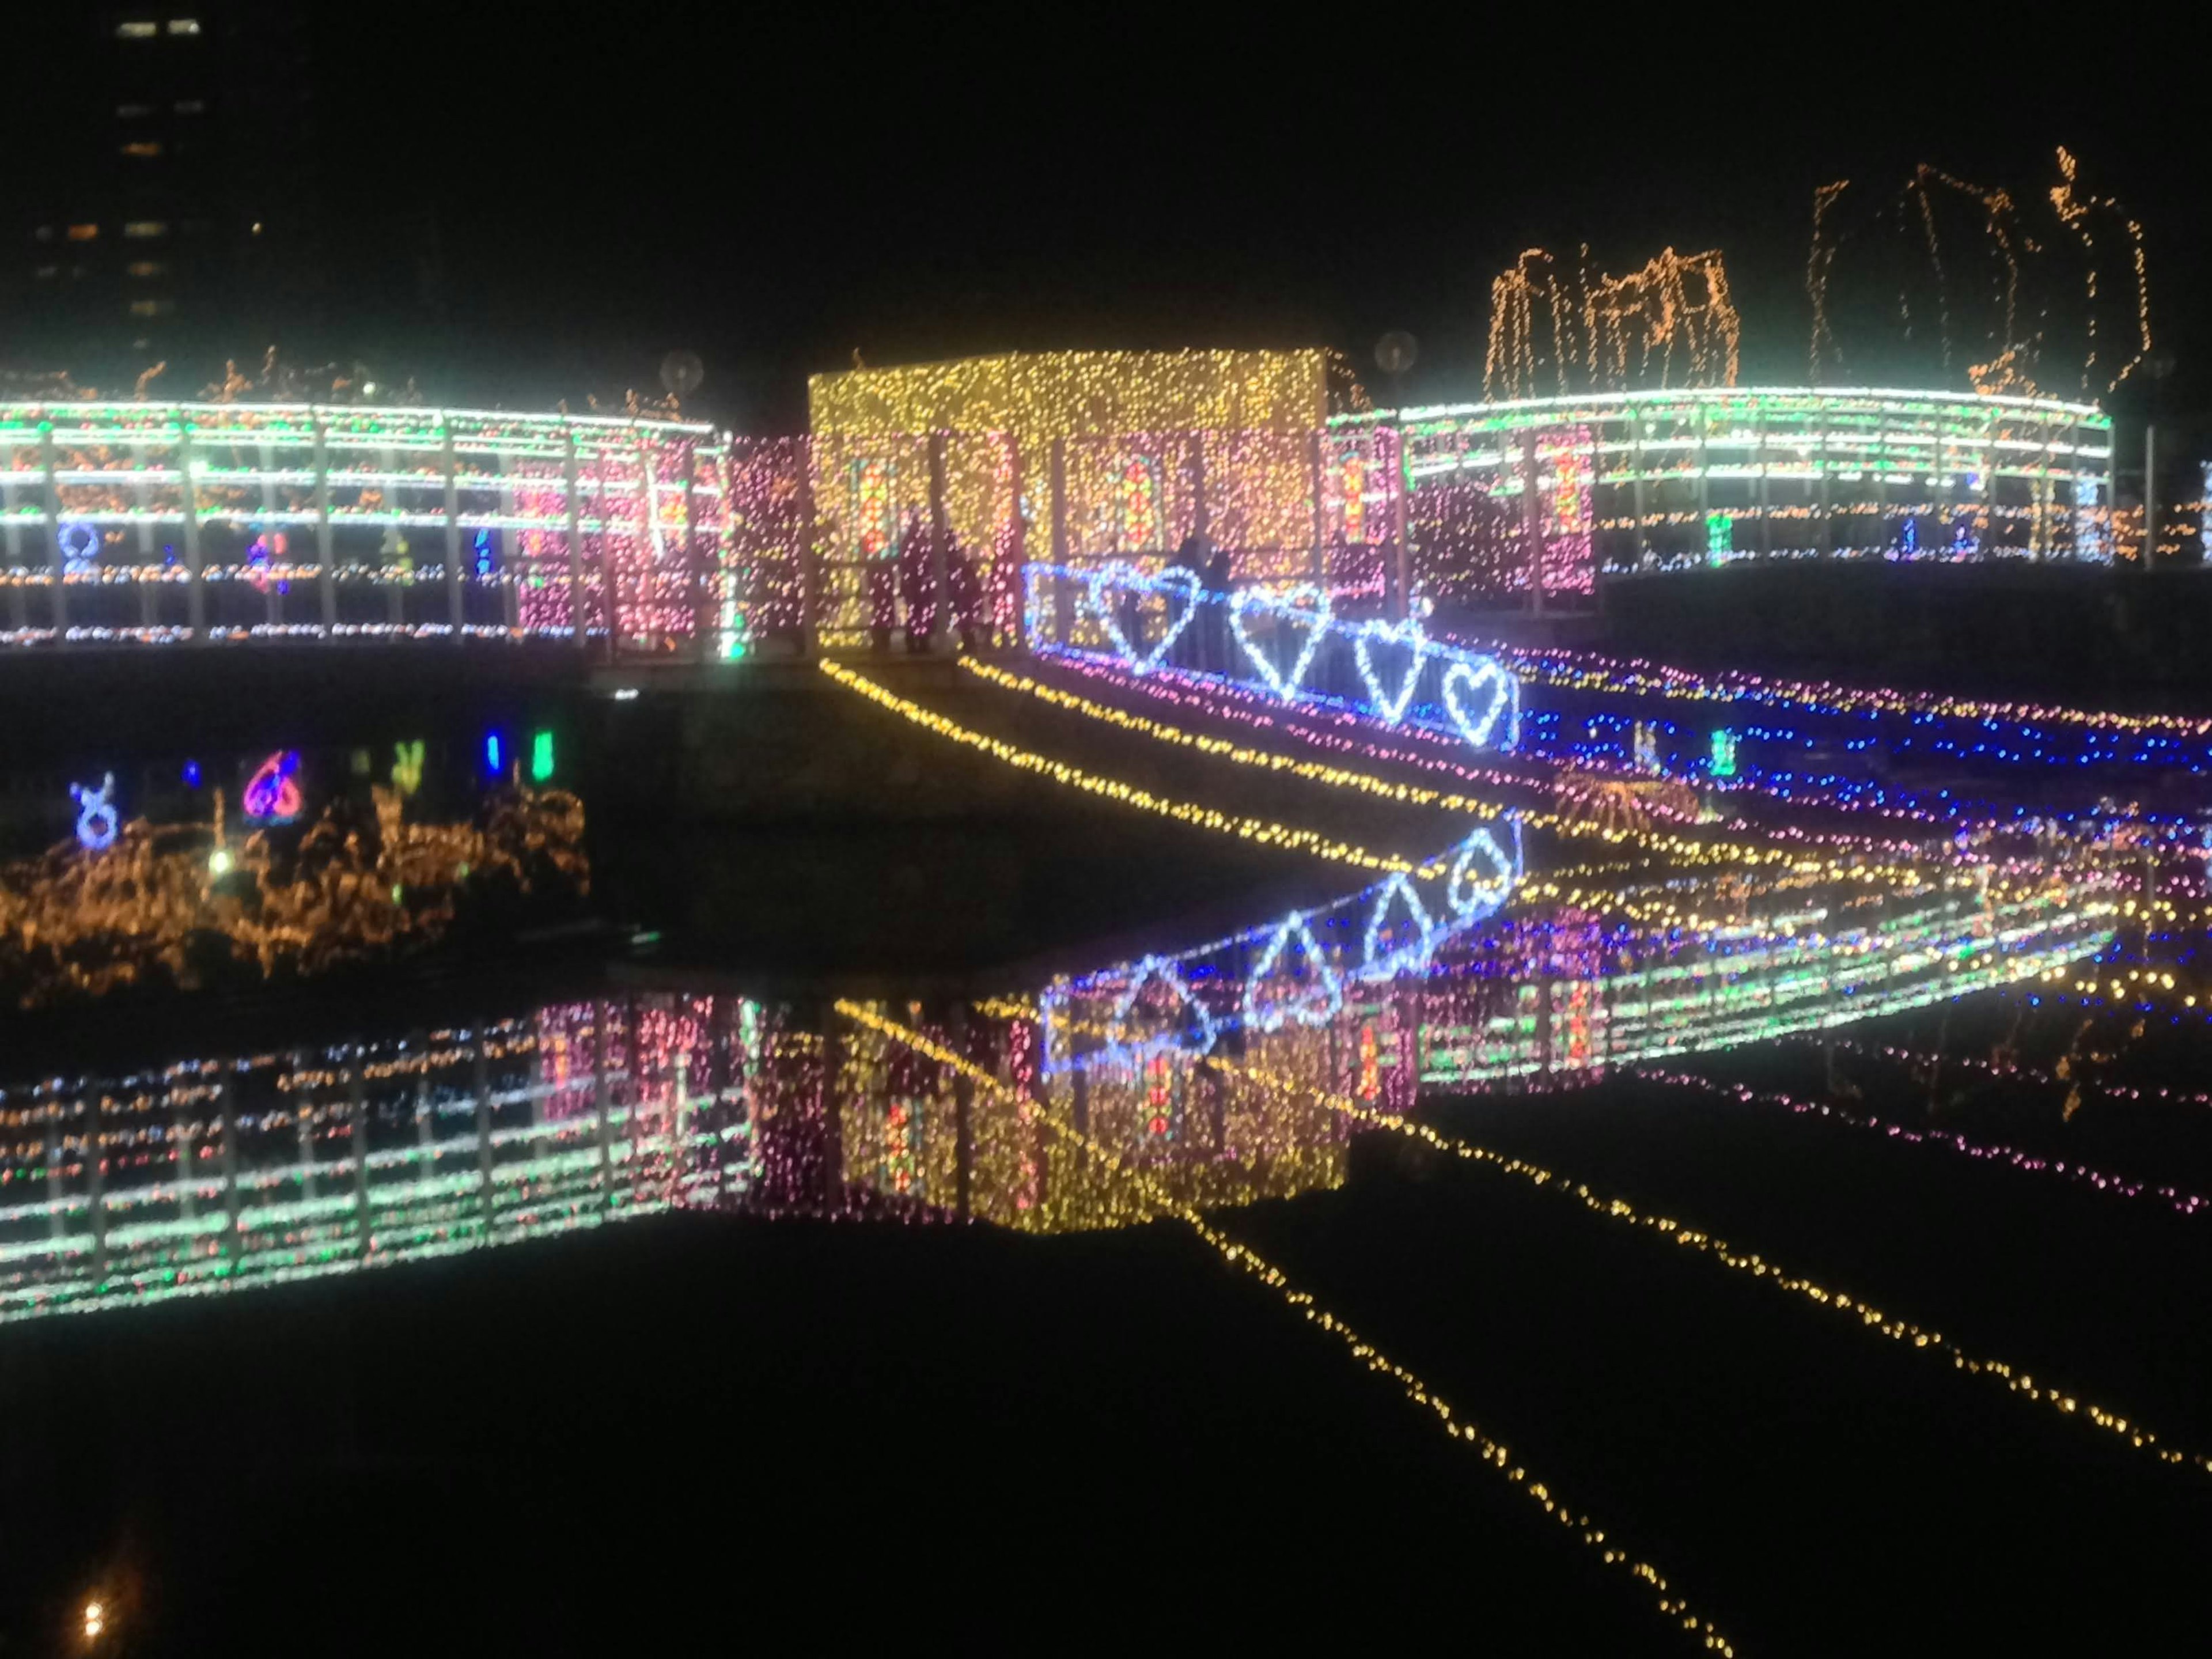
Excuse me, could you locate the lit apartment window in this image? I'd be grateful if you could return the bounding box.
[126,260,167,278]
[127,298,175,317]
[120,141,163,158]
[166,18,202,33]
[122,221,168,239]
[117,103,153,118]
[115,20,158,37]
[66,224,99,242]
[175,99,206,114]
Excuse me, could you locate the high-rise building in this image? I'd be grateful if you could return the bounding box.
[6,3,320,377]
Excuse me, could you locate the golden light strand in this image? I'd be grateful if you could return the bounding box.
[1219,1058,2212,1480]
[819,659,1421,873]
[836,998,1736,1655]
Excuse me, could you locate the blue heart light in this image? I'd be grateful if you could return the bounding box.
[1088,562,1203,676]
[1441,654,1518,752]
[1353,616,1427,725]
[1227,583,1333,702]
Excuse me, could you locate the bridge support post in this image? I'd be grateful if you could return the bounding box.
[474,1047,495,1238]
[1306,430,1325,587]
[349,1061,372,1260]
[315,416,338,633]
[39,425,67,637]
[684,442,711,660]
[563,430,588,650]
[442,421,465,642]
[593,999,615,1210]
[1755,406,1771,558]
[218,1065,240,1266]
[947,1003,973,1220]
[1389,423,1410,620]
[927,431,951,652]
[179,425,206,640]
[1630,410,1649,567]
[1695,406,1711,561]
[1050,438,1072,645]
[1520,429,1546,618]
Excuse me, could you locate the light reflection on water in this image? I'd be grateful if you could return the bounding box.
[0,811,2116,1323]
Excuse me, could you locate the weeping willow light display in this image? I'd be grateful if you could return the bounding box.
[1807,150,2152,403]
[1486,247,1743,402]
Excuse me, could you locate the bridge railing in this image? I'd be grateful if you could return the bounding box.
[0,402,732,656]
[1020,559,1520,755]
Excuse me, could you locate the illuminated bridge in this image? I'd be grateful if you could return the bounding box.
[0,385,2115,661]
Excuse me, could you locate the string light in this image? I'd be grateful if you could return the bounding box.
[833,998,1738,1655]
[817,658,1429,874]
[1223,1058,2212,1480]
[1634,1069,2212,1219]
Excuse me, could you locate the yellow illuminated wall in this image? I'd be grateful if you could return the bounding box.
[805,351,1332,613]
[808,349,1328,442]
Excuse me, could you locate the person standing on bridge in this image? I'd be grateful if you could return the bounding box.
[947,533,984,653]
[1203,538,1233,672]
[899,512,937,653]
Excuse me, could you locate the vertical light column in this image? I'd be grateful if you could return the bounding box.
[683,442,707,657]
[257,438,281,628]
[218,1065,240,1266]
[1694,404,1711,559]
[562,428,588,647]
[1520,427,1545,617]
[179,423,206,639]
[315,414,338,632]
[1630,409,1649,567]
[593,999,615,1210]
[1306,429,1325,586]
[132,439,157,628]
[473,1046,495,1237]
[926,431,950,651]
[441,419,465,639]
[1049,437,1071,644]
[348,1057,372,1259]
[2,467,22,632]
[39,423,67,634]
[1389,424,1410,620]
[1754,406,1771,557]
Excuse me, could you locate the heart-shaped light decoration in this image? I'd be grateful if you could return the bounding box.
[1440,654,1518,752]
[1227,583,1334,702]
[1088,563,1203,676]
[1241,912,1344,1032]
[1358,872,1437,982]
[1446,823,1521,919]
[1352,616,1427,726]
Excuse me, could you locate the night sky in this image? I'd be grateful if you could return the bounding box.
[26,6,2212,430]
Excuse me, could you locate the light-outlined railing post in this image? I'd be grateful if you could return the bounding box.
[348,1059,372,1259]
[684,440,710,660]
[1306,430,1325,587]
[39,422,66,635]
[1520,427,1546,618]
[926,430,951,652]
[442,419,465,641]
[1050,437,1073,644]
[178,423,206,640]
[562,427,588,649]
[314,414,338,632]
[1389,423,1410,620]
